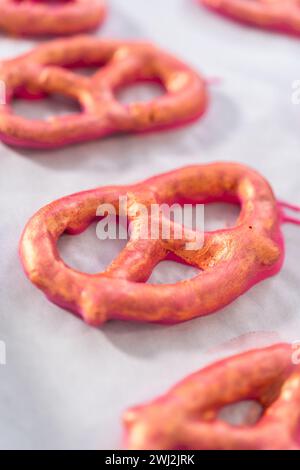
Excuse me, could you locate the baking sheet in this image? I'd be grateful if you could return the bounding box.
[0,0,300,450]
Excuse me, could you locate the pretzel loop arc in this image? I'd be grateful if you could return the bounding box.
[200,0,300,35]
[0,0,107,36]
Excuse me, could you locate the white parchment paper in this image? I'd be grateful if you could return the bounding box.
[0,0,299,450]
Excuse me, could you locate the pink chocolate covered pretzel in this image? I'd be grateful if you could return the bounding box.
[200,0,300,36]
[19,162,300,326]
[0,36,208,149]
[124,344,300,450]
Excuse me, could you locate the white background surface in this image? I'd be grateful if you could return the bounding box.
[0,0,300,450]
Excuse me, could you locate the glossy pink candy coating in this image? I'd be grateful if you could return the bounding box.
[19,162,290,326]
[0,0,106,36]
[0,36,208,149]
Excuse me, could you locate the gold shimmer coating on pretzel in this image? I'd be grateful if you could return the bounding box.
[0,0,106,36]
[200,0,300,35]
[0,36,207,149]
[20,163,284,326]
[124,344,300,450]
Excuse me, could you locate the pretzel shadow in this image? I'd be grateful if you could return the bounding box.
[101,276,285,360]
[8,89,239,172]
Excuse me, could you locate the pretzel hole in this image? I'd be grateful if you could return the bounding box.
[204,202,240,231]
[116,81,165,105]
[58,220,127,274]
[71,66,103,77]
[12,93,81,121]
[218,400,264,427]
[147,261,201,285]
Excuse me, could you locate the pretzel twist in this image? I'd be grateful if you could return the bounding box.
[124,344,300,450]
[0,0,106,36]
[0,36,207,149]
[200,0,300,35]
[20,162,285,326]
